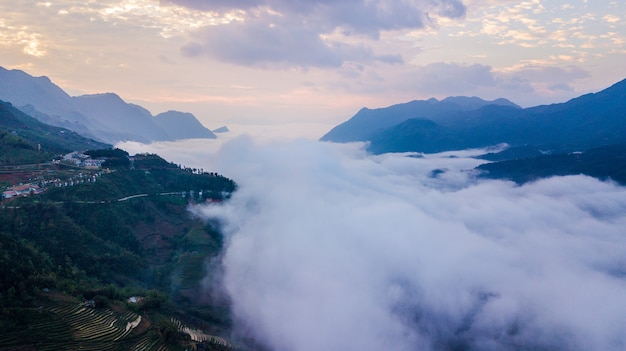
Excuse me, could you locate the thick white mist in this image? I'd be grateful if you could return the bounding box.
[188,137,626,351]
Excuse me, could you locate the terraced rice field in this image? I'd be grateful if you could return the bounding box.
[171,317,229,346]
[0,301,169,351]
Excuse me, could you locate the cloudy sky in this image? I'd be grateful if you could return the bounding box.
[1,0,625,136]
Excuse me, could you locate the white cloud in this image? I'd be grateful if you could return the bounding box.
[167,0,467,34]
[185,137,626,351]
[403,62,498,93]
[182,18,405,69]
[603,14,620,23]
[327,61,592,108]
[171,0,467,68]
[180,19,343,68]
[0,18,47,57]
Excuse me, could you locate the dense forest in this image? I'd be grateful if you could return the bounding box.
[0,151,239,350]
[477,143,626,185]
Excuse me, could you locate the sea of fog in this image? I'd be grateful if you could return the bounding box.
[119,136,626,351]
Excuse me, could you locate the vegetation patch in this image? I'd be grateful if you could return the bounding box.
[0,150,238,350]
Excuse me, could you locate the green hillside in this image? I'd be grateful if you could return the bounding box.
[0,100,110,165]
[0,151,239,350]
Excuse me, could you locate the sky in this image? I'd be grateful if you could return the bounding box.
[118,137,626,351]
[1,0,625,138]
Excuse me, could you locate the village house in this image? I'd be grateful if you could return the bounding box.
[62,152,105,169]
[2,183,42,199]
[82,158,105,168]
[2,190,18,199]
[62,152,82,165]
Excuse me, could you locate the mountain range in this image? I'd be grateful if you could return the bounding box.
[0,66,216,144]
[323,79,626,156]
[323,79,626,157]
[321,96,520,143]
[322,78,626,184]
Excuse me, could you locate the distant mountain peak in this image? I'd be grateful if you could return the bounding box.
[441,96,520,109]
[321,95,521,143]
[213,126,230,133]
[332,77,626,155]
[78,92,123,101]
[158,110,195,119]
[153,111,216,140]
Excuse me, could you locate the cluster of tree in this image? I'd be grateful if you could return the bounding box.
[478,143,626,185]
[0,231,56,307]
[84,148,131,168]
[132,153,179,170]
[84,148,129,158]
[0,131,34,150]
[0,130,50,165]
[43,164,236,203]
[0,203,144,308]
[149,169,236,200]
[157,319,189,345]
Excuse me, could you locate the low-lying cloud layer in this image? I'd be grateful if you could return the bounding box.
[191,137,626,351]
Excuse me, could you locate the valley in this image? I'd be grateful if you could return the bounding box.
[2,64,625,351]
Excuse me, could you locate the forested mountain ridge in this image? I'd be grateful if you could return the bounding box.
[1,109,239,349]
[476,143,626,185]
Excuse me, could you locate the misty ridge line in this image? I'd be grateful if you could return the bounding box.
[321,77,626,159]
[0,66,219,144]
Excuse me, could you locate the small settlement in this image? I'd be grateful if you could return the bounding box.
[61,151,106,168]
[2,151,104,200]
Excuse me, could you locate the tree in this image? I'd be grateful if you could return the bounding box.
[157,319,183,344]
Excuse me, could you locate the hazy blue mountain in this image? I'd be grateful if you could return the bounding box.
[366,104,524,154]
[320,96,519,143]
[18,104,99,141]
[153,110,216,140]
[342,78,626,155]
[72,93,170,143]
[0,67,100,131]
[212,125,230,133]
[0,66,217,144]
[441,96,519,110]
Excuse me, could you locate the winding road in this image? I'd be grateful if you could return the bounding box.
[2,191,190,208]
